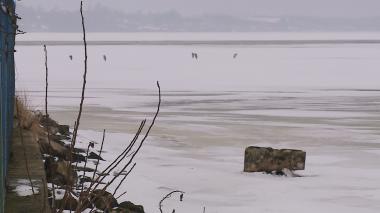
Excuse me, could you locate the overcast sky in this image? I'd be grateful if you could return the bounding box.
[19,0,380,18]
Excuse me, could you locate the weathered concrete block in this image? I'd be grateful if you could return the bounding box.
[244,146,306,172]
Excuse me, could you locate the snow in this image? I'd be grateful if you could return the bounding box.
[13,179,40,197]
[72,129,380,213]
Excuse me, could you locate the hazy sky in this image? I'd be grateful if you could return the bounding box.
[19,0,380,18]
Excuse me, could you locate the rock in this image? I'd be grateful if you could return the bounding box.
[55,193,78,211]
[39,114,59,128]
[90,189,118,211]
[38,137,85,162]
[48,126,60,135]
[51,133,71,142]
[77,191,93,211]
[58,124,70,135]
[39,115,71,136]
[39,138,70,161]
[119,201,145,213]
[111,208,129,213]
[79,176,93,184]
[244,146,306,173]
[72,153,86,163]
[76,166,96,173]
[49,136,66,146]
[88,152,105,161]
[74,147,87,153]
[64,145,86,154]
[45,158,78,186]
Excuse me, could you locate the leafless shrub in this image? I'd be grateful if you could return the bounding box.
[42,1,166,212]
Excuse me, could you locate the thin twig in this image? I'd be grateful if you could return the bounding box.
[71,0,88,148]
[99,81,161,191]
[76,121,146,212]
[85,120,146,192]
[80,141,93,193]
[77,81,161,212]
[92,129,106,180]
[113,163,136,196]
[43,44,54,211]
[59,1,89,212]
[115,191,127,200]
[159,190,185,213]
[86,164,132,213]
[43,44,51,146]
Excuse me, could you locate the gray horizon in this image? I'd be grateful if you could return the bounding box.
[19,0,380,18]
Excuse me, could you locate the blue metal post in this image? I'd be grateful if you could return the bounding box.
[0,0,16,212]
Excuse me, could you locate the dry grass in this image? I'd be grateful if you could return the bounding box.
[14,94,45,140]
[15,94,72,165]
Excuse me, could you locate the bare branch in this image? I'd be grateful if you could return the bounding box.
[92,129,106,180]
[99,81,161,192]
[77,81,161,211]
[80,141,94,193]
[86,120,146,192]
[71,0,88,149]
[44,44,48,118]
[113,163,136,196]
[159,190,185,213]
[59,1,89,211]
[115,191,127,200]
[43,44,51,146]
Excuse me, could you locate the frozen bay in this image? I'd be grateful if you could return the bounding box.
[15,33,380,213]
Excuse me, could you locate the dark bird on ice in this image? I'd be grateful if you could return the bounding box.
[103,55,107,61]
[233,53,238,59]
[69,55,73,60]
[192,52,198,60]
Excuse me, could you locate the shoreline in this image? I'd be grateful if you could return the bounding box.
[16,39,380,46]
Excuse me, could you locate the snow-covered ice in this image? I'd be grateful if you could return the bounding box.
[14,33,380,213]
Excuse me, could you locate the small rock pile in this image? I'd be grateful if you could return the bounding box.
[28,112,145,212]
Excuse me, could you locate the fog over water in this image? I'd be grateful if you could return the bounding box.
[19,0,380,17]
[16,0,380,32]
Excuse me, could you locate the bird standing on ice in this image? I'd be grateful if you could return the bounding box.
[192,52,198,60]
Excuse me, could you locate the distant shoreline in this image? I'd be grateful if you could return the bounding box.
[16,39,380,46]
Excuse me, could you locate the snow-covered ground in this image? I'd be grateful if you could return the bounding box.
[15,33,380,213]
